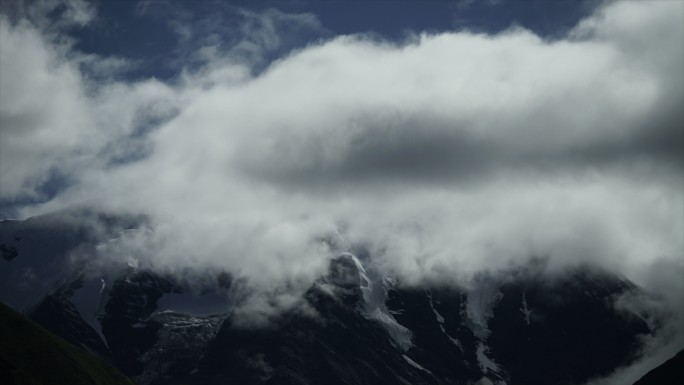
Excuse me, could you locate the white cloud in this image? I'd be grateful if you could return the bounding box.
[0,14,178,201]
[3,0,681,280]
[0,16,89,199]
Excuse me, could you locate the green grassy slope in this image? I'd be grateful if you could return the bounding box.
[0,303,136,385]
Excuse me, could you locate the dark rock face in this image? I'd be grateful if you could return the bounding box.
[386,286,482,383]
[488,268,651,385]
[0,243,18,261]
[8,259,661,385]
[11,259,658,385]
[187,284,436,385]
[385,268,654,385]
[101,270,176,376]
[29,294,111,361]
[0,210,145,312]
[136,311,225,385]
[0,214,666,385]
[141,261,653,385]
[633,349,684,385]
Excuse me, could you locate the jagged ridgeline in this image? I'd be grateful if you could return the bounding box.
[0,210,675,385]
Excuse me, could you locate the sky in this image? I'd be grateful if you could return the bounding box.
[0,0,683,382]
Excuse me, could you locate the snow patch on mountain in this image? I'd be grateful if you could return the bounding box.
[330,253,414,351]
[327,253,371,292]
[367,307,413,351]
[476,342,500,373]
[426,288,463,351]
[362,258,414,351]
[155,290,232,316]
[69,276,112,344]
[402,354,432,374]
[520,291,532,325]
[426,289,445,323]
[134,310,226,385]
[466,275,504,339]
[475,377,507,385]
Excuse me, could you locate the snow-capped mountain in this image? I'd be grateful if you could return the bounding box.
[0,212,670,384]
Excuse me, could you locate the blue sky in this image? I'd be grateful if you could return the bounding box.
[31,0,603,81]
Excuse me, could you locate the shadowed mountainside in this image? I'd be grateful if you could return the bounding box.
[633,349,684,385]
[0,302,136,385]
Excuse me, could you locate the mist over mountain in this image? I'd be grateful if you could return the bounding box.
[0,206,680,384]
[1,0,682,384]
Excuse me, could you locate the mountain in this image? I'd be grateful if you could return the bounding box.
[0,212,671,384]
[632,350,684,385]
[0,302,135,385]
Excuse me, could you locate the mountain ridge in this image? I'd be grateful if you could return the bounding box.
[0,212,674,384]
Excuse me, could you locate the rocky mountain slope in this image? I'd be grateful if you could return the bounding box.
[633,350,683,385]
[0,212,671,384]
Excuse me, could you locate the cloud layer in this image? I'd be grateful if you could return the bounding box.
[1,2,682,378]
[1,0,682,283]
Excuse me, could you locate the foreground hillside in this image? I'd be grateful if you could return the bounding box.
[0,303,135,385]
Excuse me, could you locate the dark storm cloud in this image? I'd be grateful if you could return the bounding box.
[239,115,499,187]
[239,108,683,191]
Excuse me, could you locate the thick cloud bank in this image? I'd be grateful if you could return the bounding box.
[0,1,682,381]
